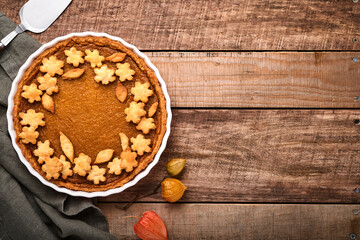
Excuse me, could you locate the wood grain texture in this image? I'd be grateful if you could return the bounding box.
[99,203,360,239]
[148,52,360,108]
[99,109,360,203]
[1,0,359,50]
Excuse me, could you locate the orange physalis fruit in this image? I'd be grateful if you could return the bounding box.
[134,211,168,240]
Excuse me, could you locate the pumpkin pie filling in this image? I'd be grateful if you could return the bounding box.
[12,36,167,192]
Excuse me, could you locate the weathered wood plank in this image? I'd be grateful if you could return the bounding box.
[148,52,360,108]
[99,109,360,203]
[98,203,360,240]
[1,0,359,50]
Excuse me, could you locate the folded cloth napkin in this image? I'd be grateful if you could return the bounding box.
[0,11,117,240]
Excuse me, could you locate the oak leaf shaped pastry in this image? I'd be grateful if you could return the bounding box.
[106,52,126,62]
[148,102,158,117]
[64,47,84,67]
[37,74,58,95]
[73,153,92,176]
[62,68,85,80]
[42,156,63,180]
[119,132,129,151]
[131,82,154,103]
[124,101,146,124]
[59,155,73,179]
[33,140,54,164]
[115,62,135,82]
[115,81,128,103]
[85,49,104,68]
[19,109,45,128]
[40,56,64,76]
[94,65,116,85]
[87,165,106,184]
[59,132,74,163]
[136,117,156,134]
[130,134,151,156]
[21,83,43,103]
[94,149,114,164]
[42,94,55,113]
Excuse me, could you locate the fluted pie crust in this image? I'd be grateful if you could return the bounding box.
[12,36,167,192]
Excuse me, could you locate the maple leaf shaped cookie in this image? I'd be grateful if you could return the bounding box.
[85,49,104,68]
[124,101,146,124]
[130,134,151,156]
[73,153,92,176]
[107,158,122,175]
[42,156,63,180]
[33,140,54,164]
[37,74,58,95]
[21,83,43,103]
[19,126,39,144]
[120,147,138,172]
[131,82,154,103]
[59,155,73,179]
[64,47,84,67]
[94,65,116,85]
[115,63,135,82]
[136,117,156,134]
[19,109,45,128]
[40,56,64,76]
[87,165,107,184]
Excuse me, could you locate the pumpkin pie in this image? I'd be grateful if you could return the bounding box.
[12,36,167,192]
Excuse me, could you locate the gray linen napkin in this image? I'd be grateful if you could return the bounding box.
[0,11,118,240]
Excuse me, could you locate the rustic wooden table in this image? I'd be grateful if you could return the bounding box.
[2,0,360,239]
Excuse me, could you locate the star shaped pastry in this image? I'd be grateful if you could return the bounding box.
[37,74,58,95]
[131,82,154,103]
[21,83,43,103]
[73,153,92,176]
[40,56,64,76]
[130,134,151,156]
[94,65,116,85]
[85,49,104,68]
[65,47,85,67]
[19,126,39,144]
[42,156,63,180]
[124,101,146,124]
[33,140,54,164]
[136,117,156,134]
[19,109,45,128]
[87,165,106,184]
[115,63,135,82]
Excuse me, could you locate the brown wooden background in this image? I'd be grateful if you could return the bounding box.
[2,0,360,239]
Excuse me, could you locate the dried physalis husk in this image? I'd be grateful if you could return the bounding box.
[62,68,85,79]
[134,211,168,240]
[161,178,187,203]
[115,81,127,103]
[166,158,186,176]
[42,93,55,113]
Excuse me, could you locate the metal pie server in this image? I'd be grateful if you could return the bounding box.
[0,0,72,52]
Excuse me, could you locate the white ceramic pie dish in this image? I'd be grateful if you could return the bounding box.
[7,32,172,198]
